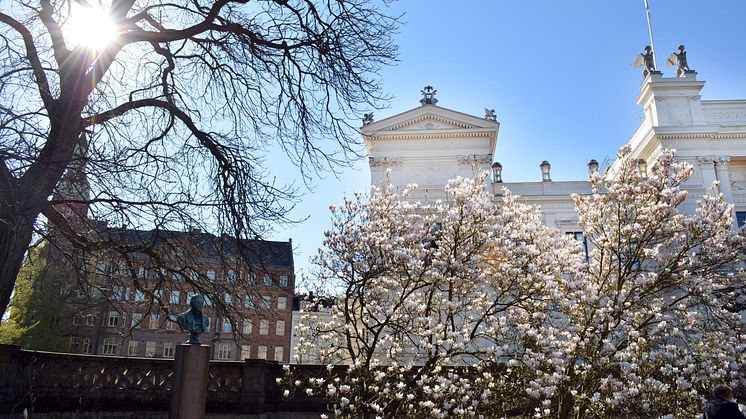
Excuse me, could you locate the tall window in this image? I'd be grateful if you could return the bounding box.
[242,320,253,334]
[277,297,287,311]
[149,313,160,329]
[128,340,139,356]
[170,290,181,305]
[566,231,589,261]
[279,275,289,288]
[275,320,285,336]
[108,311,120,327]
[102,337,119,355]
[244,295,255,309]
[249,273,256,285]
[163,341,175,358]
[85,314,96,326]
[222,318,232,333]
[274,346,284,362]
[166,318,176,331]
[145,341,156,357]
[240,345,251,360]
[72,313,82,326]
[173,272,183,282]
[113,286,126,301]
[131,312,143,328]
[82,338,93,354]
[70,337,80,351]
[216,343,233,360]
[259,320,269,335]
[138,267,148,278]
[261,295,271,309]
[257,345,267,360]
[224,293,233,305]
[737,211,746,228]
[135,290,145,302]
[263,274,272,286]
[207,270,216,281]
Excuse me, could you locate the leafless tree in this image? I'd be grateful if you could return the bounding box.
[0,0,399,316]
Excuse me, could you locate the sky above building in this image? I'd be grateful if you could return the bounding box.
[268,0,746,279]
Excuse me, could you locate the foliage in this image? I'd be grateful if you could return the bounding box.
[0,0,399,317]
[0,243,73,351]
[286,148,746,418]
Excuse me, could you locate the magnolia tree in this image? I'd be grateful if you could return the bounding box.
[285,148,746,418]
[286,176,584,417]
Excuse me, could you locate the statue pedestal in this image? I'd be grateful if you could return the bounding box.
[169,344,210,419]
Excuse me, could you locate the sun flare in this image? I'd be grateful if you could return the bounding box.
[65,4,118,51]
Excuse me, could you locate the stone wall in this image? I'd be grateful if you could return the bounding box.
[0,345,326,418]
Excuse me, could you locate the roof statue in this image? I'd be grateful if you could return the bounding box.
[665,44,691,77]
[632,45,657,77]
[484,108,497,122]
[420,85,438,106]
[362,113,374,125]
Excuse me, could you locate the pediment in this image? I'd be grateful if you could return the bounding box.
[361,104,499,137]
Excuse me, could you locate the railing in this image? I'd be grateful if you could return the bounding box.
[0,344,326,416]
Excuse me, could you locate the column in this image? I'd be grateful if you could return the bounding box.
[714,156,734,203]
[697,156,717,190]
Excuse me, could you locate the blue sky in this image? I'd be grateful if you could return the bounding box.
[268,0,746,277]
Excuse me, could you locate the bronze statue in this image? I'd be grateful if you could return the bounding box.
[420,85,438,106]
[484,108,497,121]
[362,113,374,125]
[632,45,656,76]
[176,294,211,344]
[665,44,690,77]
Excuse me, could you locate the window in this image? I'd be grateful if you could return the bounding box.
[242,320,253,335]
[275,320,285,336]
[277,297,287,311]
[222,318,232,333]
[227,270,237,282]
[240,345,251,360]
[203,295,213,307]
[118,261,128,275]
[113,286,127,301]
[566,231,589,261]
[82,338,93,354]
[128,340,139,356]
[72,313,82,326]
[96,262,109,275]
[737,211,746,228]
[163,342,175,358]
[145,341,156,358]
[108,311,120,327]
[149,313,160,329]
[190,270,200,282]
[257,346,267,360]
[279,275,289,287]
[173,272,183,282]
[166,318,176,331]
[131,312,143,328]
[216,343,233,360]
[102,337,119,355]
[138,267,148,278]
[249,273,256,285]
[244,295,255,309]
[85,314,96,326]
[224,293,233,305]
[154,290,163,301]
[207,270,216,281]
[261,295,271,310]
[274,346,284,362]
[259,320,269,335]
[170,291,181,305]
[70,337,80,350]
[263,274,272,286]
[135,290,145,302]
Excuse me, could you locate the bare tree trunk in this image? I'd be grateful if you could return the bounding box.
[0,216,35,316]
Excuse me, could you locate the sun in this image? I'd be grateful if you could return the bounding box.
[64,3,118,51]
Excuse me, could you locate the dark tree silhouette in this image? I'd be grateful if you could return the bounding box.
[0,0,399,316]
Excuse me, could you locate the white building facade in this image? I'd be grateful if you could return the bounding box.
[362,71,746,230]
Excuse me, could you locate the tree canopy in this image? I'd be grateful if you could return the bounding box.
[0,0,399,316]
[288,148,746,418]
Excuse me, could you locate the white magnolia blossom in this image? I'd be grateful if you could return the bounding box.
[281,147,745,418]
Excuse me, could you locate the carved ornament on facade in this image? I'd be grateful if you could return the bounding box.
[715,156,731,167]
[368,157,403,167]
[696,155,717,165]
[458,154,492,165]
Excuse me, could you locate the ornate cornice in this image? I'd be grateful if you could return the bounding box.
[458,154,492,165]
[384,114,476,131]
[365,131,495,141]
[368,157,402,167]
[657,133,745,140]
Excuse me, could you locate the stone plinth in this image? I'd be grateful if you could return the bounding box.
[169,344,210,419]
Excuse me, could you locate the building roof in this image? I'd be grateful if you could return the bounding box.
[104,228,294,268]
